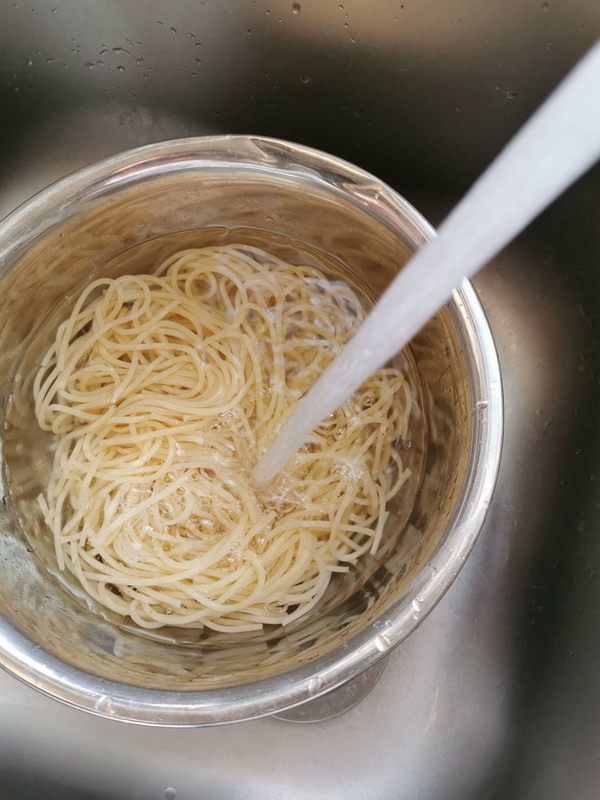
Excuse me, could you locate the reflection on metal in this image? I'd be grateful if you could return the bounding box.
[273,657,389,723]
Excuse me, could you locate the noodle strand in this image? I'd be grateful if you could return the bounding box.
[33,244,412,631]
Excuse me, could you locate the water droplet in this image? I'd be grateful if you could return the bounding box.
[475,400,489,410]
[84,61,95,69]
[112,47,130,55]
[45,57,56,63]
[24,57,32,66]
[494,84,501,91]
[300,75,311,84]
[170,26,177,34]
[542,2,549,11]
[94,695,114,715]
[164,790,176,800]
[51,6,57,11]
[505,89,518,99]
[292,2,301,13]
[375,633,391,652]
[116,65,125,72]
[136,56,144,65]
[373,619,392,633]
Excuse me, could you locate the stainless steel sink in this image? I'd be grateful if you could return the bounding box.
[0,1,598,798]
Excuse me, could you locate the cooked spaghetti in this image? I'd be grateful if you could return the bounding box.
[33,244,412,631]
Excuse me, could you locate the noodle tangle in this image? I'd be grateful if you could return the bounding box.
[33,244,412,631]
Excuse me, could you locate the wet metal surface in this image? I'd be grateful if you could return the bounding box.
[273,657,390,723]
[0,1,598,798]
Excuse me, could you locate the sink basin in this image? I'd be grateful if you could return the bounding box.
[0,1,598,798]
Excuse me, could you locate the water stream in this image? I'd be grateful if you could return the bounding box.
[254,42,600,486]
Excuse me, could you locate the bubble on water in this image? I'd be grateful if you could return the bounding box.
[333,458,364,481]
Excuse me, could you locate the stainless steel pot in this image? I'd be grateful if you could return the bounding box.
[0,136,502,725]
